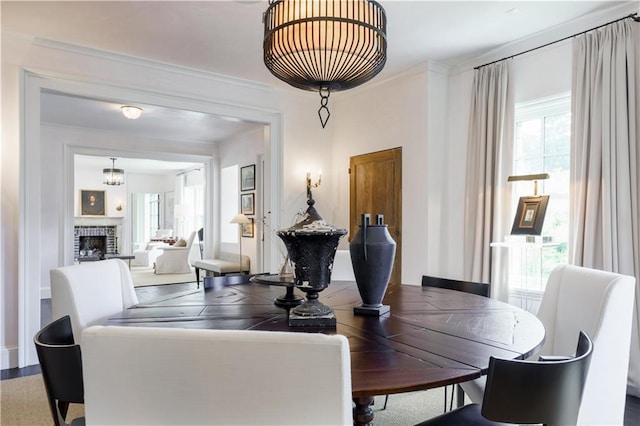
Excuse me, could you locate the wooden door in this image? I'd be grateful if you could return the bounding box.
[350,148,402,290]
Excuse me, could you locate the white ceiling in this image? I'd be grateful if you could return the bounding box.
[75,154,202,175]
[4,0,635,170]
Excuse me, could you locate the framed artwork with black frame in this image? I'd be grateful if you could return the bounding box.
[510,195,550,235]
[80,189,106,216]
[242,218,255,238]
[240,164,256,191]
[241,193,255,215]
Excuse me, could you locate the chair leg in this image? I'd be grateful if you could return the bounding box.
[382,394,389,410]
[444,386,448,412]
[195,267,200,288]
[456,384,465,408]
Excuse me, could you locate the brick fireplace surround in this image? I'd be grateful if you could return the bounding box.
[74,225,117,260]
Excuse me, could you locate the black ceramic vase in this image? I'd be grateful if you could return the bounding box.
[350,213,396,316]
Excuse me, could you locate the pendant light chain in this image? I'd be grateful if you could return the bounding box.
[318,87,331,128]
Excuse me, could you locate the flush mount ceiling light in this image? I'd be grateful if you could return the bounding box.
[263,0,387,128]
[103,157,125,186]
[121,105,143,120]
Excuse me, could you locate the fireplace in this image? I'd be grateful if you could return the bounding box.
[79,235,107,259]
[74,226,117,260]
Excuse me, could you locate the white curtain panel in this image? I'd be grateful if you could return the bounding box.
[569,19,640,397]
[463,61,514,301]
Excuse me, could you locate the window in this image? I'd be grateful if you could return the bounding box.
[146,193,160,241]
[508,94,570,295]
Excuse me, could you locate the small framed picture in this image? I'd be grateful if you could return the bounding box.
[80,189,106,216]
[241,193,255,215]
[511,195,550,236]
[240,164,256,191]
[242,218,255,238]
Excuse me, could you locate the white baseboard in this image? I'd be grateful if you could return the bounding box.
[1,346,18,370]
[41,286,51,299]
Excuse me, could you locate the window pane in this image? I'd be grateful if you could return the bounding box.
[544,154,569,173]
[515,119,542,160]
[544,113,571,156]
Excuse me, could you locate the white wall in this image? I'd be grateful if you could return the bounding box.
[74,166,128,219]
[332,66,430,284]
[218,128,264,273]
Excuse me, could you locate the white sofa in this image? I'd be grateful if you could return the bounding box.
[131,241,166,267]
[81,326,352,425]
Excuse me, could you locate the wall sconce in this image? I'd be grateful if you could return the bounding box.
[507,173,550,196]
[306,171,322,200]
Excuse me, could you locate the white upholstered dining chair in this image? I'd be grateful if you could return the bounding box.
[81,326,352,425]
[50,259,138,343]
[460,264,636,425]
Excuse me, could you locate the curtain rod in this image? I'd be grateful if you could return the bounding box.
[475,12,639,70]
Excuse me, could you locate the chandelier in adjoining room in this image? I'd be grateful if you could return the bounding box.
[103,157,125,186]
[263,0,387,128]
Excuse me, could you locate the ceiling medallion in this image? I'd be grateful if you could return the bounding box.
[263,0,387,128]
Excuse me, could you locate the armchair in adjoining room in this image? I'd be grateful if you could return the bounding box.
[154,231,196,274]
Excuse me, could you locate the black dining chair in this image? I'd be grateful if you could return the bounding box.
[414,331,594,426]
[382,275,490,411]
[423,275,489,410]
[34,315,85,426]
[421,275,490,297]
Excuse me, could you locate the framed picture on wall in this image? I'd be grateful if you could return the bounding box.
[510,195,550,236]
[240,164,256,191]
[80,189,106,216]
[242,218,255,238]
[241,193,255,215]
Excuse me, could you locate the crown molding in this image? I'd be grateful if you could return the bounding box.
[450,1,639,75]
[31,37,273,94]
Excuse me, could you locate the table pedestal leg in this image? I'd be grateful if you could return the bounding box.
[353,396,374,426]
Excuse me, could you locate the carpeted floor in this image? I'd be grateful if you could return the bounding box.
[0,372,448,425]
[130,266,197,287]
[1,374,84,425]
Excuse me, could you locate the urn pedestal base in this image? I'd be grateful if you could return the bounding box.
[288,310,337,327]
[354,304,390,316]
[288,298,336,327]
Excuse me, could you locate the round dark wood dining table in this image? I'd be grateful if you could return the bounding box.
[106,279,545,426]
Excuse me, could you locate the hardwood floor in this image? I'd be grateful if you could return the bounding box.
[2,281,639,426]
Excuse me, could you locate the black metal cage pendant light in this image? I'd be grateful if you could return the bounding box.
[103,157,125,186]
[263,0,387,128]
